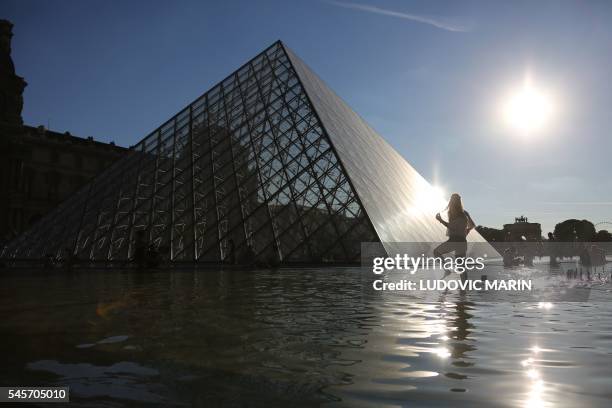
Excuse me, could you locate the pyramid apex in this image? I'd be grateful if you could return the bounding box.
[268,39,287,54]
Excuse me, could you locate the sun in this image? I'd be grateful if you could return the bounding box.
[502,78,554,135]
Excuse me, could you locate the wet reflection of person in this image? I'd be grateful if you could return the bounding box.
[449,298,476,365]
[434,193,475,282]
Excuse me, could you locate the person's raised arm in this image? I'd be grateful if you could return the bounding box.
[436,213,449,227]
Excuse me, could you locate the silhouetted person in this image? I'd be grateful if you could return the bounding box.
[579,243,591,267]
[547,232,559,267]
[590,244,605,269]
[523,237,534,266]
[503,247,516,267]
[225,239,236,265]
[62,247,76,271]
[145,244,160,268]
[241,243,256,266]
[43,253,55,270]
[133,230,147,268]
[268,240,281,268]
[434,193,475,282]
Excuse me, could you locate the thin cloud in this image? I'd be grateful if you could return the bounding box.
[327,1,470,32]
[540,201,612,206]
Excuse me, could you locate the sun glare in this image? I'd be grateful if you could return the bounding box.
[502,78,554,135]
[422,185,447,212]
[408,184,447,216]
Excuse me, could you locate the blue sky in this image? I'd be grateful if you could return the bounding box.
[4,0,612,234]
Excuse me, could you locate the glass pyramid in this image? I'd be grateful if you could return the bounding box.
[2,41,487,264]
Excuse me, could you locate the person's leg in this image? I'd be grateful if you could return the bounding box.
[456,241,468,283]
[434,240,458,278]
[433,240,455,258]
[459,262,468,283]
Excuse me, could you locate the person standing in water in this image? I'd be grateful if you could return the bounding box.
[434,193,475,281]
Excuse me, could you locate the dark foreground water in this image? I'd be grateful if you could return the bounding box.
[1,266,611,407]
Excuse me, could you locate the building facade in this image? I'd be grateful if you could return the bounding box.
[0,124,126,242]
[0,20,127,242]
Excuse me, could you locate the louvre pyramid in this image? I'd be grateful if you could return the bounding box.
[3,41,487,264]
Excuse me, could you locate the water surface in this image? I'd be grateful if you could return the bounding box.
[1,266,611,407]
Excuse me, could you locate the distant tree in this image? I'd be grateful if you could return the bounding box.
[553,219,596,242]
[594,230,612,242]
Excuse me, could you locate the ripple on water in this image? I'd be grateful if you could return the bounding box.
[76,335,129,349]
[26,360,166,403]
[533,359,577,367]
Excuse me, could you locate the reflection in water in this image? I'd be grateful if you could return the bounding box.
[522,303,552,408]
[447,297,476,363]
[523,346,546,408]
[436,295,476,392]
[538,302,554,310]
[0,268,611,407]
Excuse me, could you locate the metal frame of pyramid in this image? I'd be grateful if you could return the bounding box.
[2,41,487,265]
